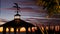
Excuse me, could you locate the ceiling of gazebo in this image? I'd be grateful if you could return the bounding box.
[0,0,60,26]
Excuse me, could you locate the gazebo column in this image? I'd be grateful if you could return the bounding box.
[9,27,10,34]
[35,27,38,34]
[30,27,32,34]
[3,27,6,34]
[26,27,28,34]
[14,28,16,34]
[18,27,20,34]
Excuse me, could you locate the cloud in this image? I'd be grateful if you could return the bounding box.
[0,18,8,25]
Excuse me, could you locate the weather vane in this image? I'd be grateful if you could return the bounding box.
[13,3,21,19]
[13,3,20,14]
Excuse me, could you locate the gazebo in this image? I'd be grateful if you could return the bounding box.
[0,3,42,34]
[0,14,42,34]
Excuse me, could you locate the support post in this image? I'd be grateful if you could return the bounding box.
[18,27,20,34]
[9,27,10,34]
[3,27,6,34]
[26,27,28,34]
[30,27,32,34]
[14,28,16,34]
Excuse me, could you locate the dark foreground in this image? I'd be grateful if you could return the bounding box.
[0,31,60,34]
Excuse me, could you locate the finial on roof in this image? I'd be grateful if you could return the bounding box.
[13,3,20,14]
[13,3,21,19]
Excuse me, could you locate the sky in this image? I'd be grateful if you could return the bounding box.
[0,0,47,21]
[0,0,60,25]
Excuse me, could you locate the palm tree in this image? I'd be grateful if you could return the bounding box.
[36,0,60,17]
[37,0,60,16]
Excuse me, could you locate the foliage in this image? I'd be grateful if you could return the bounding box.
[42,0,60,16]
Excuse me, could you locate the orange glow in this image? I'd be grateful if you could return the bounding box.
[28,27,37,32]
[50,26,54,30]
[34,27,37,30]
[46,26,49,30]
[0,27,3,32]
[41,27,44,31]
[16,28,18,32]
[10,28,14,32]
[28,27,31,32]
[6,28,9,32]
[32,27,35,32]
[20,27,26,32]
[0,27,38,32]
[59,6,60,8]
[55,26,59,31]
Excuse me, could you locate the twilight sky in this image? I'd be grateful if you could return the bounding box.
[0,0,60,25]
[0,0,47,21]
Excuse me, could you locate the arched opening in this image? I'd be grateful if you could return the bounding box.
[10,28,14,32]
[28,27,31,32]
[20,27,26,32]
[6,28,9,32]
[0,27,3,32]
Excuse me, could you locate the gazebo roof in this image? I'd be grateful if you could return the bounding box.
[0,19,35,27]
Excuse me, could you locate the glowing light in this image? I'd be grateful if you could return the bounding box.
[10,28,14,32]
[16,28,18,32]
[46,26,49,30]
[0,27,3,32]
[20,27,26,32]
[35,27,37,30]
[14,16,20,19]
[28,27,31,32]
[55,26,59,31]
[41,27,44,31]
[6,28,9,32]
[50,26,54,30]
[32,27,35,32]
